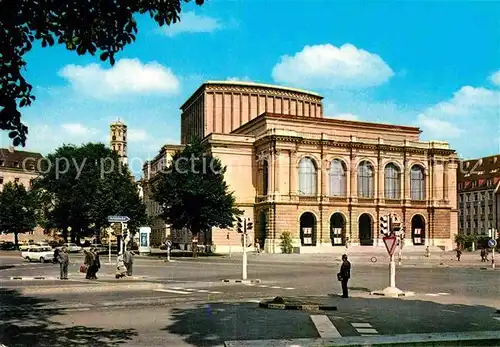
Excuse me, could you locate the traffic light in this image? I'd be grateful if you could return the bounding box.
[236,216,243,233]
[246,218,253,231]
[380,215,389,235]
[391,221,402,235]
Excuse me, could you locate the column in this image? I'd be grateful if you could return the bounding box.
[377,160,384,201]
[443,162,449,201]
[350,156,357,201]
[289,150,297,196]
[274,150,280,196]
[322,158,328,199]
[269,149,275,197]
[404,158,411,201]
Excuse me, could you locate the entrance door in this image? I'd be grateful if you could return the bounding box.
[330,213,346,246]
[411,215,425,245]
[359,213,373,246]
[257,211,267,249]
[300,212,316,246]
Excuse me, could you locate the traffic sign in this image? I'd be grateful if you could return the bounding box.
[488,239,497,248]
[107,215,130,223]
[383,236,397,256]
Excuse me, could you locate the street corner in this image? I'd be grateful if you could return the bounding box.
[258,296,337,312]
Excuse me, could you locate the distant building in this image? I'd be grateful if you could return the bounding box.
[457,155,500,237]
[142,81,459,253]
[0,147,45,243]
[110,120,128,165]
[0,147,42,191]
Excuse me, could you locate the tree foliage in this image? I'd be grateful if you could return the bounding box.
[33,143,147,243]
[152,138,240,239]
[0,0,205,146]
[0,182,38,248]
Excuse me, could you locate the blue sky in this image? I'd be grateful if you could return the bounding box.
[1,0,499,176]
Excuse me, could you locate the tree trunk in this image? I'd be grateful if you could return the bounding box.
[191,226,200,258]
[14,231,19,250]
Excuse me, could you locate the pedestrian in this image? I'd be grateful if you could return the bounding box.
[115,252,127,279]
[255,239,261,253]
[57,247,69,280]
[337,254,351,298]
[456,248,462,261]
[89,248,101,279]
[53,248,60,264]
[123,249,134,276]
[480,249,486,262]
[83,249,93,279]
[425,246,430,258]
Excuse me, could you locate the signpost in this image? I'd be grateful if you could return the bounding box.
[107,216,130,255]
[383,235,398,288]
[166,240,172,262]
[488,239,497,269]
[236,216,253,281]
[371,213,414,298]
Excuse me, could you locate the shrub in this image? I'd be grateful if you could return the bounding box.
[280,231,293,254]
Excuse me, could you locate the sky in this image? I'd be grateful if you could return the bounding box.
[1,0,499,177]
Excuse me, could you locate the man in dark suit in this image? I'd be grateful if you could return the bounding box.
[338,254,351,298]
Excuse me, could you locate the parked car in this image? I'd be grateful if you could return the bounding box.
[56,243,82,253]
[0,241,16,250]
[19,241,36,251]
[21,246,54,263]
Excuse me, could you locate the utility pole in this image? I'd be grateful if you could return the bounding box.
[242,219,247,280]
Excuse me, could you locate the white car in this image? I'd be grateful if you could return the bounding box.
[58,243,82,253]
[21,246,54,263]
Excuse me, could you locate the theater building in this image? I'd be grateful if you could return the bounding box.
[143,81,458,252]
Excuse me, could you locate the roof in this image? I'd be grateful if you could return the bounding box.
[457,154,500,191]
[0,148,43,171]
[181,81,322,110]
[231,112,422,135]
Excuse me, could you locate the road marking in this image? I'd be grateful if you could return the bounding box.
[425,293,440,296]
[270,286,281,289]
[357,328,378,334]
[310,315,341,338]
[438,292,450,295]
[154,289,190,295]
[284,287,295,290]
[352,323,373,328]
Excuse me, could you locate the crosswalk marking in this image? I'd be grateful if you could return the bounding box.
[425,292,450,297]
[243,283,295,290]
[154,288,223,295]
[351,322,378,336]
[352,323,372,328]
[310,315,341,338]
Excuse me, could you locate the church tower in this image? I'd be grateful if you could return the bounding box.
[110,120,128,165]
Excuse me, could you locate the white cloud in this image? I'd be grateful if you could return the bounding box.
[272,43,394,89]
[416,84,500,152]
[127,129,149,142]
[161,11,221,37]
[330,113,359,121]
[59,58,180,99]
[490,70,500,86]
[61,123,98,136]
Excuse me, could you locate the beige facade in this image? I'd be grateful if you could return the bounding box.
[180,81,323,144]
[143,81,459,253]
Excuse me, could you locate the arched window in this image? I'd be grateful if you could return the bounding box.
[384,163,400,199]
[357,161,374,198]
[262,160,269,195]
[298,157,317,196]
[329,159,346,196]
[411,165,425,200]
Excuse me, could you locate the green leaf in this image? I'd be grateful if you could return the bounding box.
[100,51,109,61]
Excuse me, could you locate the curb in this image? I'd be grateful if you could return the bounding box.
[258,301,337,311]
[222,279,261,284]
[224,330,500,347]
[10,282,165,295]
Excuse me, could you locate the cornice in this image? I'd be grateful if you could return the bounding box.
[205,85,323,104]
[254,135,454,157]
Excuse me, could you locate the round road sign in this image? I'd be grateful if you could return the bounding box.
[487,239,497,248]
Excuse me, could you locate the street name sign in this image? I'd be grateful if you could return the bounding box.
[488,239,497,248]
[383,236,397,256]
[107,215,130,223]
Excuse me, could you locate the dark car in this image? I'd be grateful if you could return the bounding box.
[0,241,16,250]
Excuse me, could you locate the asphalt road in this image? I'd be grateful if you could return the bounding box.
[1,252,499,346]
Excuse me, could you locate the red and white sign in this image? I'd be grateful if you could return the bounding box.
[383,236,397,256]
